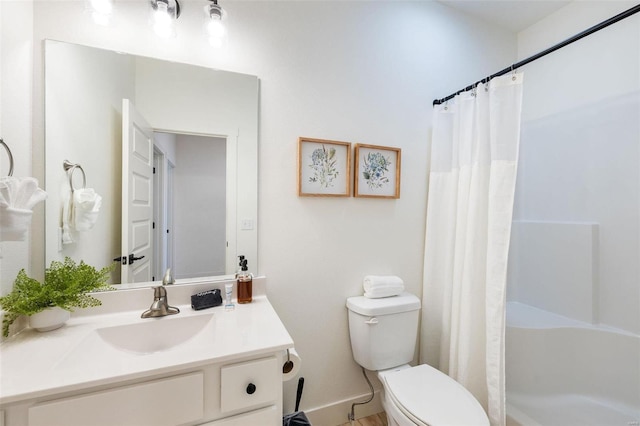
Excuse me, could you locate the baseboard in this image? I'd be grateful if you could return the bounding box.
[304,390,384,426]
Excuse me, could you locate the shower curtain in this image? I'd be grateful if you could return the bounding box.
[421,73,523,426]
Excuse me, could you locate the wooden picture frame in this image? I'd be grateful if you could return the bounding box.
[298,137,351,197]
[354,144,401,199]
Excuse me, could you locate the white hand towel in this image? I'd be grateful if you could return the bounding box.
[0,177,47,241]
[73,188,102,231]
[363,275,405,298]
[0,207,33,241]
[0,177,47,210]
[61,191,74,244]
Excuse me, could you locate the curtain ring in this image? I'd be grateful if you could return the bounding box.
[0,138,14,177]
[63,160,87,192]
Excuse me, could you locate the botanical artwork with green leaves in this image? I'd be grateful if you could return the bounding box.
[308,145,339,188]
[355,144,400,198]
[362,151,392,189]
[299,138,350,196]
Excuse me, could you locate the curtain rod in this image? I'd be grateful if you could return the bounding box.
[432,3,640,106]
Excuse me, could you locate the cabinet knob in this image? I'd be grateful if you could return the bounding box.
[246,383,256,395]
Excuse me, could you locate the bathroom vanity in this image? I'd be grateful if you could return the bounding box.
[0,277,294,426]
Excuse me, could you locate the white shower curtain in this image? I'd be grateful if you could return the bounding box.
[421,73,523,426]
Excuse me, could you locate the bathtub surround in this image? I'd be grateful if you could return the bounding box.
[506,302,640,424]
[505,1,640,423]
[422,73,524,425]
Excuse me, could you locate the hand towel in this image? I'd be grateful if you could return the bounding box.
[0,207,33,241]
[61,191,74,244]
[363,275,405,298]
[0,177,47,241]
[73,188,102,231]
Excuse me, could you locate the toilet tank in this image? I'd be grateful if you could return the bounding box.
[346,292,421,371]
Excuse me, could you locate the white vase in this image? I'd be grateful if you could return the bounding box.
[29,307,71,332]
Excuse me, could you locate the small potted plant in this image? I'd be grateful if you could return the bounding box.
[0,257,113,337]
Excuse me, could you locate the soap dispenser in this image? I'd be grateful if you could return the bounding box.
[236,255,245,278]
[237,256,253,304]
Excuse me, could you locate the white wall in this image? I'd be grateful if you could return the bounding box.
[509,1,640,334]
[174,134,226,279]
[1,0,516,421]
[0,1,35,294]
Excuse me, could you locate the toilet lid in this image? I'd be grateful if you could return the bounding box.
[383,364,489,426]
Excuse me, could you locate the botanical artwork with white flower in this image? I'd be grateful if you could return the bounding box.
[355,144,400,198]
[298,138,351,196]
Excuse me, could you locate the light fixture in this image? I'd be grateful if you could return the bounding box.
[86,0,114,26]
[150,0,180,39]
[205,0,227,48]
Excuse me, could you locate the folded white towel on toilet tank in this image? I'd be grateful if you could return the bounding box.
[363,275,404,298]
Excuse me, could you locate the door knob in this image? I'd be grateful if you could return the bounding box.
[128,254,145,264]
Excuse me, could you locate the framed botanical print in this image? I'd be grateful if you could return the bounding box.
[354,144,401,199]
[298,137,351,197]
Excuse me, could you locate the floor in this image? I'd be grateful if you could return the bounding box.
[337,412,388,426]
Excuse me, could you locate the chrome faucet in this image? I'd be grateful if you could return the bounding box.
[162,268,174,285]
[141,286,180,318]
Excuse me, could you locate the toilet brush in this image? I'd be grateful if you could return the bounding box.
[283,377,310,425]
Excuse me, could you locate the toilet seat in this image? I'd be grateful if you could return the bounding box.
[381,364,489,426]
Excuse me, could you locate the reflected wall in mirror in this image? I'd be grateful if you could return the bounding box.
[44,40,258,286]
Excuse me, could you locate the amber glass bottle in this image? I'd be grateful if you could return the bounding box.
[237,257,252,304]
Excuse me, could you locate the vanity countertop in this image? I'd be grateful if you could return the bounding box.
[0,279,293,405]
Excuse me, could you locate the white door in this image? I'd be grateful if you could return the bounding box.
[122,99,154,283]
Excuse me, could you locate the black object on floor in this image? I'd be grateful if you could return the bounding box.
[283,377,311,426]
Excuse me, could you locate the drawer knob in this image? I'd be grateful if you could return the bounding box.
[246,383,257,395]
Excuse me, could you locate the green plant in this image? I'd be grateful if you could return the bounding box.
[0,257,113,337]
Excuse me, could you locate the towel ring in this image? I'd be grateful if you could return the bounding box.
[63,160,86,192]
[0,138,14,177]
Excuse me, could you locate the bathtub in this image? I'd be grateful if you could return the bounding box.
[505,302,640,426]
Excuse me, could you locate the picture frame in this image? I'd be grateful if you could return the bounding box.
[354,144,401,199]
[298,137,351,197]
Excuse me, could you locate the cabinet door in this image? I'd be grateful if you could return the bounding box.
[28,372,203,426]
[199,405,279,426]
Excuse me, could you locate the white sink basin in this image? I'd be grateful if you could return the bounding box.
[96,313,215,354]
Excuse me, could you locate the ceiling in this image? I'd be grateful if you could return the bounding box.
[437,0,572,32]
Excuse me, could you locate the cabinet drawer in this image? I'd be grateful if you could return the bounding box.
[199,405,279,426]
[220,356,278,413]
[28,372,203,426]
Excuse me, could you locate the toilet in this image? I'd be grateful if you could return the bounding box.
[346,292,489,426]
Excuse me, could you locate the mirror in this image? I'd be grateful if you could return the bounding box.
[44,40,258,286]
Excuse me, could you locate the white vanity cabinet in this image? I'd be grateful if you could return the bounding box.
[0,283,294,426]
[1,354,283,426]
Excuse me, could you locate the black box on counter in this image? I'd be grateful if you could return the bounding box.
[191,289,222,310]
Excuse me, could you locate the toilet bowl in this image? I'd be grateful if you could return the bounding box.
[378,365,489,426]
[347,293,489,426]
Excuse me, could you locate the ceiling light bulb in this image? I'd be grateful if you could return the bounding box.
[152,0,176,38]
[207,19,225,39]
[205,1,227,48]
